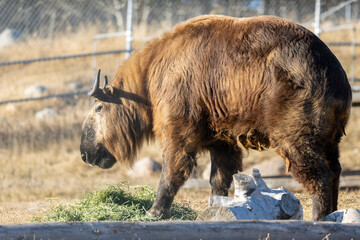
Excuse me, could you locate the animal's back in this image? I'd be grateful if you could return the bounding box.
[147,15,351,143]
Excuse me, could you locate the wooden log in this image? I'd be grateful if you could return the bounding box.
[0,220,359,240]
[183,173,360,190]
[203,171,303,221]
[183,178,302,190]
[196,206,238,221]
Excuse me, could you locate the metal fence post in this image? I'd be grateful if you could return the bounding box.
[351,26,356,84]
[314,0,322,37]
[92,38,98,79]
[125,0,133,59]
[345,3,352,22]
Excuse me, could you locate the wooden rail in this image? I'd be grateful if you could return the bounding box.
[0,220,359,240]
[353,90,360,106]
[183,171,360,191]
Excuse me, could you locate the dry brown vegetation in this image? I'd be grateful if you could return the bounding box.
[1,22,360,225]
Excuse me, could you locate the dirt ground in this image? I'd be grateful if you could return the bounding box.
[0,108,359,225]
[1,185,359,224]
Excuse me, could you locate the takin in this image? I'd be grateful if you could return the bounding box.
[80,15,352,221]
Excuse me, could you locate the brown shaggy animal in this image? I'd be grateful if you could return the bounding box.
[80,15,352,221]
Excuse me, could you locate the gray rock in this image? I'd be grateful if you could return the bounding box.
[201,162,211,180]
[202,157,287,180]
[127,157,162,178]
[67,82,84,91]
[243,157,286,176]
[325,208,360,224]
[35,108,57,121]
[202,157,287,181]
[24,85,49,98]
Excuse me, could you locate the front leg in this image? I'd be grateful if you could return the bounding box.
[149,151,196,219]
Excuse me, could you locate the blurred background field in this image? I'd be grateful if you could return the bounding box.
[1,0,360,224]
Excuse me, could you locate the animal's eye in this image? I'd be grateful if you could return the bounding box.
[95,105,103,113]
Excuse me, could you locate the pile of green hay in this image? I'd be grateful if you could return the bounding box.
[40,183,197,222]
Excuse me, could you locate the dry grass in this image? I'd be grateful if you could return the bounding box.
[1,21,360,225]
[1,185,359,224]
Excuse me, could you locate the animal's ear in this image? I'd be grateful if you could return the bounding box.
[104,83,122,104]
[103,75,116,97]
[104,84,115,96]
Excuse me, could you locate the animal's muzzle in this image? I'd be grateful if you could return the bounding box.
[80,150,99,166]
[80,145,116,169]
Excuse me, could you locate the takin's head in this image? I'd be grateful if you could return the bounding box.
[80,70,145,169]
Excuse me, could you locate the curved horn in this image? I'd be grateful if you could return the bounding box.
[88,69,102,97]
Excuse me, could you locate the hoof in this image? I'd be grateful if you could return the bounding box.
[148,207,170,219]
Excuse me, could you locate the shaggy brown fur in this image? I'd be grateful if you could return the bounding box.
[80,15,352,221]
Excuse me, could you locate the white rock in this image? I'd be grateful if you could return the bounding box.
[35,108,57,121]
[127,157,162,178]
[24,85,49,98]
[325,208,360,224]
[5,104,16,113]
[0,29,23,49]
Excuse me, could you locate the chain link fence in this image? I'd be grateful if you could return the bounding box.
[1,1,359,41]
[0,0,359,148]
[1,1,359,77]
[0,0,358,134]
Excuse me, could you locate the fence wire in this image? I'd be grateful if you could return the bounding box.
[0,90,88,105]
[1,0,359,43]
[0,0,359,105]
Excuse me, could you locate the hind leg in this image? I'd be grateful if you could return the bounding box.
[278,143,339,221]
[208,141,243,196]
[325,146,342,212]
